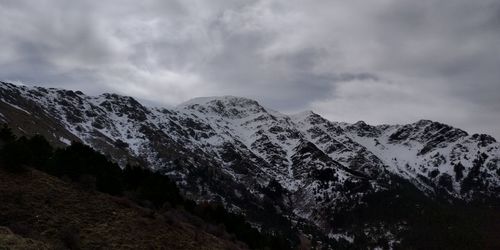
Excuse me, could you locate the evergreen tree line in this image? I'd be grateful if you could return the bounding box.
[329,176,499,249]
[0,125,292,249]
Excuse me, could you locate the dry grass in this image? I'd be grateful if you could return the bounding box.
[0,168,246,250]
[0,227,50,250]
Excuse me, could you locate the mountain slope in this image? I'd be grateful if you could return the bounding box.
[1,81,499,248]
[0,167,245,249]
[342,119,500,200]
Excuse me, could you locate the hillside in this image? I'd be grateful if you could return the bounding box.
[0,167,246,249]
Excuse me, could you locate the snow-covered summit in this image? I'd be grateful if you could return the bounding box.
[177,95,270,120]
[178,95,260,107]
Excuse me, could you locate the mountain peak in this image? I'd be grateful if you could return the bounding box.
[414,119,435,127]
[346,120,382,137]
[177,96,268,118]
[178,96,260,108]
[354,120,368,126]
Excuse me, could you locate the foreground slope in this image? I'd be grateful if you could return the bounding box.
[0,167,244,249]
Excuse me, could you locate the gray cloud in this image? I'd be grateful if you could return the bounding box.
[0,0,499,138]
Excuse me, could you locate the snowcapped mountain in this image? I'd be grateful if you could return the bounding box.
[1,81,499,247]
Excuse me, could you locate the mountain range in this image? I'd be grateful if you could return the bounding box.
[1,81,499,248]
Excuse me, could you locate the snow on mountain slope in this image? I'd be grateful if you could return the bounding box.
[1,81,499,246]
[177,96,309,190]
[342,120,500,200]
[290,112,388,179]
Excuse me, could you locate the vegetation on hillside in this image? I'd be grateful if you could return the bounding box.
[328,176,500,249]
[0,124,293,249]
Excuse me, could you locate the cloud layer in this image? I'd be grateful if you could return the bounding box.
[1,0,499,137]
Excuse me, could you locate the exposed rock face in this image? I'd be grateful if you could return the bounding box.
[1,81,499,247]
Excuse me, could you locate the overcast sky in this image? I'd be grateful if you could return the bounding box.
[1,0,499,138]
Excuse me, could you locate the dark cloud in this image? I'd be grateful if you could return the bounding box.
[0,0,499,138]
